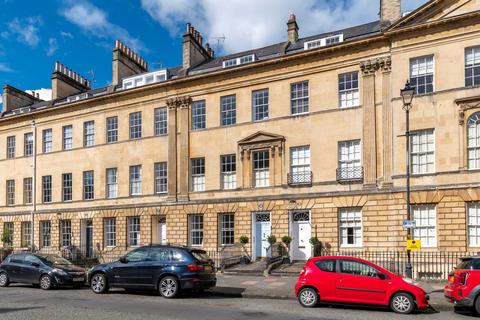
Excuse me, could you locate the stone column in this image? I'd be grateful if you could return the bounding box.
[269,146,276,186]
[380,58,393,188]
[166,99,178,202]
[177,97,192,202]
[360,59,378,188]
[241,150,251,188]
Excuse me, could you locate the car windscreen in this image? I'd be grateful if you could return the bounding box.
[456,259,474,270]
[191,250,211,262]
[37,254,72,266]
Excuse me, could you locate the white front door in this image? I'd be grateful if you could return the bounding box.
[156,216,167,244]
[290,211,311,261]
[253,212,271,259]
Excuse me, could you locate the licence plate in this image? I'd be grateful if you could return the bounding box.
[73,277,84,282]
[204,265,212,272]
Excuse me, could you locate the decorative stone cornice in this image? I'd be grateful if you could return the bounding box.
[359,57,391,75]
[455,95,480,125]
[166,96,192,110]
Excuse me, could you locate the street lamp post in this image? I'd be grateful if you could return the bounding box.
[401,80,415,278]
[31,119,37,252]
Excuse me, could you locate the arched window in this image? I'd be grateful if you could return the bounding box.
[467,112,480,169]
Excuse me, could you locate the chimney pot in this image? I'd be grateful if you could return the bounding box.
[287,13,299,43]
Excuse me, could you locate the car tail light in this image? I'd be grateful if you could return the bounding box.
[448,275,455,283]
[187,264,205,272]
[458,272,468,285]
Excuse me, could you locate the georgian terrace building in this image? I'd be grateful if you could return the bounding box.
[0,0,480,261]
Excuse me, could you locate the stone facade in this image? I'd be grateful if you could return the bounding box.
[1,0,480,259]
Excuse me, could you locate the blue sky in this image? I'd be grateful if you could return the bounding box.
[0,0,428,107]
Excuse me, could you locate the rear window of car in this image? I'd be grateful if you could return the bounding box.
[190,250,211,262]
[8,254,24,264]
[314,259,336,272]
[456,259,480,270]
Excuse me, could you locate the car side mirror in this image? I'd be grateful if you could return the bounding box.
[377,272,386,280]
[119,256,128,263]
[31,262,40,268]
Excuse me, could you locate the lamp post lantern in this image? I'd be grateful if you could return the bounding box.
[401,80,415,278]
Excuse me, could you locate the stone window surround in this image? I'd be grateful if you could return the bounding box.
[456,95,480,170]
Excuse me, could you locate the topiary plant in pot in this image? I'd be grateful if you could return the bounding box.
[239,235,251,264]
[281,235,293,264]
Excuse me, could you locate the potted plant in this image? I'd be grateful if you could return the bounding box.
[1,228,13,261]
[281,235,293,264]
[239,235,251,264]
[309,236,322,257]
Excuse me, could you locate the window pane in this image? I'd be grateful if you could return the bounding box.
[253,150,269,187]
[154,107,168,135]
[410,56,434,94]
[291,81,309,114]
[221,154,236,190]
[106,116,118,143]
[154,162,168,193]
[192,101,206,130]
[129,112,142,139]
[252,89,269,121]
[189,215,203,246]
[221,95,236,126]
[339,208,362,247]
[338,73,359,108]
[106,168,118,198]
[413,205,436,247]
[129,165,142,195]
[191,158,205,192]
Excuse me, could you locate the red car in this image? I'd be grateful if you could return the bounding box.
[295,256,429,314]
[444,256,480,313]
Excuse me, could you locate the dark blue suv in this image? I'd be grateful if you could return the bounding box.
[88,245,216,298]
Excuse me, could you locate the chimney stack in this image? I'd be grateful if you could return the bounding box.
[380,0,401,28]
[182,23,214,71]
[287,14,299,44]
[112,40,148,86]
[2,85,41,113]
[52,61,91,100]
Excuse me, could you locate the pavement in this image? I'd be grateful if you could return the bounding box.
[0,284,466,320]
[213,273,451,311]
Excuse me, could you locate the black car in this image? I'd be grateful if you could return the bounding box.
[88,245,216,298]
[0,252,86,290]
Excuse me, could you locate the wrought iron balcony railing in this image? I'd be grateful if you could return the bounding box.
[336,167,364,183]
[287,171,313,186]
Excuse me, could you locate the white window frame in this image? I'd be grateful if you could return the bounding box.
[304,34,344,50]
[221,154,236,190]
[154,162,168,194]
[21,221,32,247]
[412,205,437,248]
[222,54,256,68]
[252,150,270,188]
[338,72,359,108]
[467,113,480,170]
[252,89,269,121]
[6,136,15,158]
[83,170,94,200]
[129,112,142,140]
[410,55,435,94]
[466,47,480,87]
[468,203,480,247]
[339,207,362,248]
[24,132,33,156]
[106,168,118,199]
[60,220,72,247]
[62,173,72,202]
[106,116,118,144]
[40,221,51,248]
[220,95,236,126]
[290,146,311,183]
[192,100,206,130]
[83,121,95,147]
[23,177,32,204]
[191,158,205,192]
[104,217,116,247]
[219,213,235,246]
[154,107,168,136]
[6,179,15,206]
[42,175,52,203]
[129,165,142,196]
[189,214,204,246]
[338,140,362,179]
[63,125,73,150]
[410,129,435,175]
[42,129,53,153]
[290,81,309,115]
[127,217,141,247]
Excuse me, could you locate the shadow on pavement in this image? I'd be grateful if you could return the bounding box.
[0,306,44,314]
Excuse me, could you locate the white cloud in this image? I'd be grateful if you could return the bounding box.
[141,0,429,54]
[60,31,73,39]
[60,1,144,52]
[6,16,43,47]
[0,62,13,72]
[25,88,52,101]
[46,38,58,56]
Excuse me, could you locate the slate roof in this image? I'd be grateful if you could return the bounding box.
[0,20,381,118]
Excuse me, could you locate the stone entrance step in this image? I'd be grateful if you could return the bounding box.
[270,261,305,276]
[223,260,267,276]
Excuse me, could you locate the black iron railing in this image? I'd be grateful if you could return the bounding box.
[336,167,364,182]
[287,171,313,186]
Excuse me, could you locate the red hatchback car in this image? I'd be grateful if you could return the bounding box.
[295,256,429,314]
[444,256,480,313]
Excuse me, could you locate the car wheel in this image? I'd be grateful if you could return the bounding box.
[90,273,109,294]
[474,295,480,314]
[39,275,53,290]
[0,272,9,287]
[390,292,415,314]
[298,287,318,308]
[159,276,179,298]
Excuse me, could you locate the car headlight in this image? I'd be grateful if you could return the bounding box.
[403,277,420,286]
[53,268,68,276]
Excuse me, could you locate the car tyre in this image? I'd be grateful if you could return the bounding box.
[0,272,10,287]
[474,295,480,315]
[39,275,53,290]
[298,287,319,308]
[390,292,415,314]
[90,273,109,294]
[159,276,179,298]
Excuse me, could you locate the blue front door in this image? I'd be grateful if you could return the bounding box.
[254,213,271,259]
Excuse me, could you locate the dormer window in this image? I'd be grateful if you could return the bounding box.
[66,92,90,103]
[222,54,256,68]
[122,69,169,90]
[304,34,344,50]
